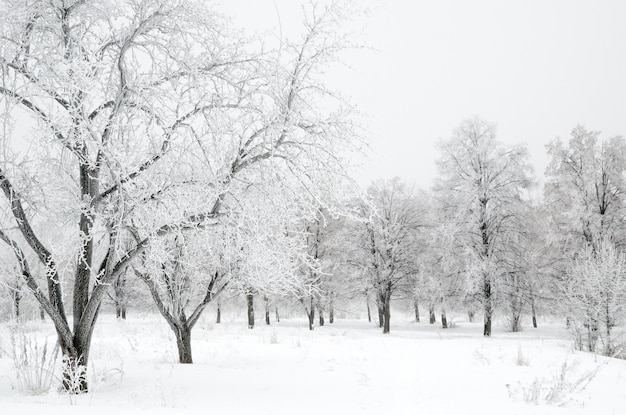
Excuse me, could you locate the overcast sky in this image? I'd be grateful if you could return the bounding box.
[221,0,626,188]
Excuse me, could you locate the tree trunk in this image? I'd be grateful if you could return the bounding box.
[367,299,372,323]
[61,349,88,394]
[115,302,123,319]
[468,310,475,322]
[429,304,436,324]
[12,289,21,320]
[307,297,315,331]
[275,306,280,323]
[246,293,255,329]
[39,305,45,321]
[329,305,334,324]
[264,297,270,325]
[441,310,448,329]
[377,294,384,328]
[531,298,537,328]
[114,273,127,320]
[319,307,325,326]
[414,298,420,323]
[175,325,193,364]
[216,301,221,324]
[382,289,391,334]
[483,277,492,337]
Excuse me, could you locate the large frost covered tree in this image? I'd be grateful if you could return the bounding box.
[545,126,626,349]
[434,117,532,336]
[0,0,360,392]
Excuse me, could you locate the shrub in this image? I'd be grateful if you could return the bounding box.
[9,326,60,395]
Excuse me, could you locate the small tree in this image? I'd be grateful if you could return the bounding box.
[359,178,423,334]
[563,240,626,356]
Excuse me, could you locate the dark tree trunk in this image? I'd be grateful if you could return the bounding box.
[483,277,492,337]
[175,325,193,364]
[429,304,436,324]
[367,299,372,323]
[216,301,221,324]
[468,310,475,322]
[329,306,334,324]
[377,294,384,328]
[39,305,45,321]
[319,307,325,327]
[382,289,391,334]
[441,309,448,329]
[61,349,88,394]
[115,302,126,320]
[12,289,21,320]
[414,298,420,323]
[264,297,270,325]
[114,272,128,320]
[275,306,280,323]
[246,293,255,329]
[60,303,101,396]
[531,298,537,328]
[307,297,315,331]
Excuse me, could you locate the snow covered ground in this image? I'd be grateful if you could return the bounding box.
[1,313,625,414]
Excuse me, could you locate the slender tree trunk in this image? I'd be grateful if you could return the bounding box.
[377,294,384,328]
[114,273,127,320]
[39,305,45,321]
[328,295,334,324]
[275,306,280,323]
[468,310,475,322]
[483,275,492,337]
[382,289,391,334]
[429,303,436,324]
[531,297,537,328]
[480,200,492,337]
[441,309,448,329]
[12,289,21,320]
[366,298,372,323]
[308,297,315,330]
[319,306,325,327]
[246,293,255,329]
[264,297,270,325]
[216,301,221,324]
[414,298,420,323]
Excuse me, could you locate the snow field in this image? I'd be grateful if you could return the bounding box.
[1,313,626,414]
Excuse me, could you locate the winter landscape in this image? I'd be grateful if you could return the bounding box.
[1,0,626,414]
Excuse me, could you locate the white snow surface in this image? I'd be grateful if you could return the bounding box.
[1,314,625,414]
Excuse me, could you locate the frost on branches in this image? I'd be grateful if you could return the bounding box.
[0,0,361,391]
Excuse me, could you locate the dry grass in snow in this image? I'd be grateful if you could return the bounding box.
[1,313,625,415]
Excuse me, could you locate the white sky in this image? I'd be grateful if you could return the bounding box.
[222,0,626,188]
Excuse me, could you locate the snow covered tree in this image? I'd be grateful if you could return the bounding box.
[563,239,626,355]
[0,0,360,391]
[359,178,423,334]
[545,126,626,252]
[435,117,533,336]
